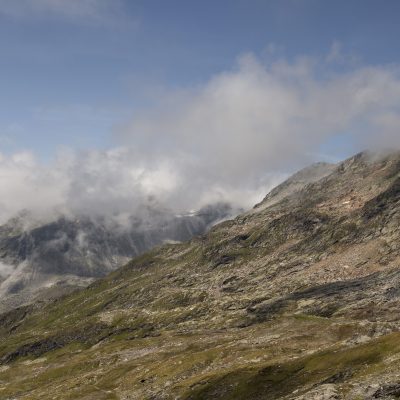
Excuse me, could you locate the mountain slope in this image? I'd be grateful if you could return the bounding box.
[0,151,400,399]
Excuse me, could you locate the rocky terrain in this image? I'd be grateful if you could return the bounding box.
[0,203,233,313]
[0,150,400,399]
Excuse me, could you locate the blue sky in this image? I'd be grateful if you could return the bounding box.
[0,0,400,221]
[1,0,400,160]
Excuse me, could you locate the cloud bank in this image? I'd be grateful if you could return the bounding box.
[0,53,400,225]
[122,54,400,178]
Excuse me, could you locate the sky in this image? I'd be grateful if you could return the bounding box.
[0,0,400,222]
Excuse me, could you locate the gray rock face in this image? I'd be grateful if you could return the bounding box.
[0,202,234,312]
[292,384,340,400]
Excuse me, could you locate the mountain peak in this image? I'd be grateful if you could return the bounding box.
[254,161,336,210]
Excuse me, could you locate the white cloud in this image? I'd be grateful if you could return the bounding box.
[0,261,15,278]
[0,53,400,226]
[0,0,125,25]
[0,150,67,223]
[0,148,184,225]
[121,54,400,184]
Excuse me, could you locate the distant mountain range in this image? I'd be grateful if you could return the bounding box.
[0,202,235,312]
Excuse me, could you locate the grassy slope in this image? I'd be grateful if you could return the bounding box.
[0,151,400,399]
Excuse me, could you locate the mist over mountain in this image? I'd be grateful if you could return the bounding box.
[0,202,235,313]
[1,1,400,397]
